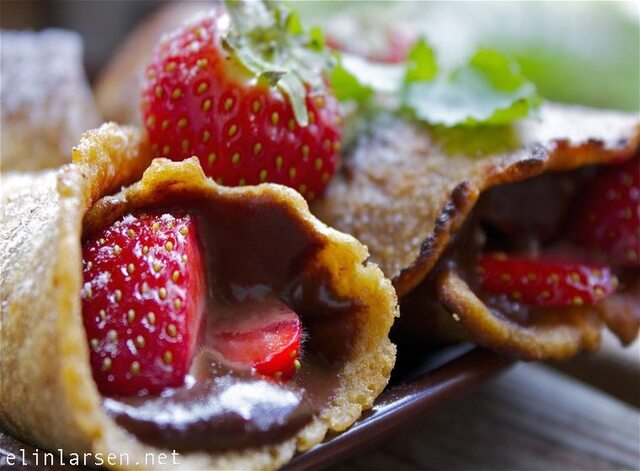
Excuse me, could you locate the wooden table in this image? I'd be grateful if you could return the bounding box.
[336,339,640,470]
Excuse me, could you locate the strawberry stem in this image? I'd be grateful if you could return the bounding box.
[222,0,334,127]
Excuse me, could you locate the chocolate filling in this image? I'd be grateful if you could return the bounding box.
[468,166,637,322]
[90,193,363,451]
[398,162,638,342]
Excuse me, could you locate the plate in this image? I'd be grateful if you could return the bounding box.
[0,346,510,470]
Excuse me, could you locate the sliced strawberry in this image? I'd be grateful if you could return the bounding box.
[572,156,640,266]
[141,5,342,200]
[477,254,616,307]
[207,299,302,381]
[82,212,205,395]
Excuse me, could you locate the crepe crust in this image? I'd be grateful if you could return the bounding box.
[0,123,397,469]
[314,103,639,358]
[0,30,101,172]
[437,269,602,360]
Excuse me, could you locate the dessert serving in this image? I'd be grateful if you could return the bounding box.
[0,3,399,469]
[1,0,638,469]
[0,123,397,469]
[314,106,639,359]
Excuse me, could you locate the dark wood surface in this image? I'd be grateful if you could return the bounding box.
[336,362,640,471]
[550,331,640,408]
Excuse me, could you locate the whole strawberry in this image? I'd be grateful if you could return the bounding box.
[142,3,342,200]
[82,212,205,395]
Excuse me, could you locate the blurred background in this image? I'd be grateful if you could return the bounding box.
[1,0,638,111]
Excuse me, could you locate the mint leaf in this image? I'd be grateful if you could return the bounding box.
[308,26,325,50]
[470,49,527,91]
[326,33,540,127]
[404,48,541,126]
[329,56,374,104]
[329,53,404,102]
[404,38,437,84]
[285,9,303,35]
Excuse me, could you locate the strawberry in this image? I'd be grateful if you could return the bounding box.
[82,212,205,395]
[141,4,342,201]
[207,299,302,381]
[477,254,616,307]
[572,156,640,266]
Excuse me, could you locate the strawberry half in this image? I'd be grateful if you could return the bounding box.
[572,156,640,266]
[477,254,616,307]
[207,299,302,381]
[142,4,342,200]
[82,212,205,395]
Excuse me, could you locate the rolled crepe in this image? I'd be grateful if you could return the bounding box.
[0,29,101,171]
[313,104,639,359]
[0,123,397,469]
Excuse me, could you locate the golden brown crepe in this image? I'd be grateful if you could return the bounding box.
[0,29,101,171]
[0,123,397,469]
[313,103,639,359]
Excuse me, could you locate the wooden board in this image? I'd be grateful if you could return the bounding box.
[335,362,640,470]
[550,334,640,407]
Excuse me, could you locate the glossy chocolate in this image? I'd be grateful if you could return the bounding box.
[97,194,361,451]
[104,373,312,451]
[0,348,510,471]
[406,164,637,325]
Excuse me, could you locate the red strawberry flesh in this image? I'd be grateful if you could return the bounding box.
[206,299,302,381]
[572,156,640,266]
[82,212,205,395]
[477,254,616,308]
[141,9,342,200]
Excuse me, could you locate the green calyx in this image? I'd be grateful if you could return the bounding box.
[222,0,333,127]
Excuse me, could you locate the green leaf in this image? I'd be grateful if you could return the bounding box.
[404,49,541,126]
[329,53,404,102]
[329,58,374,104]
[404,38,437,84]
[285,10,303,35]
[308,26,325,50]
[470,49,526,91]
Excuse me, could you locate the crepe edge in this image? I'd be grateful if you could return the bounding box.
[0,122,397,470]
[87,156,398,469]
[394,119,640,358]
[393,125,640,298]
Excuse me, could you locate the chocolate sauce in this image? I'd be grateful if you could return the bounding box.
[396,163,638,348]
[104,373,311,451]
[440,168,589,323]
[96,192,361,451]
